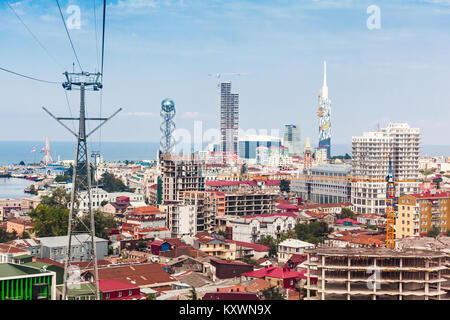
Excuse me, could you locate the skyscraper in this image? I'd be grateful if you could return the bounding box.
[351,123,420,214]
[283,125,302,156]
[219,81,239,155]
[318,61,331,158]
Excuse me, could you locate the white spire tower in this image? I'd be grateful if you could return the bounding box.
[317,60,332,159]
[42,136,53,165]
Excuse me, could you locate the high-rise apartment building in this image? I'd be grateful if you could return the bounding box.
[160,154,205,203]
[351,123,420,214]
[219,81,239,155]
[397,191,450,238]
[283,125,302,156]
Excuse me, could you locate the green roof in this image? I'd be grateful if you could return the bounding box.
[0,264,41,278]
[13,254,33,260]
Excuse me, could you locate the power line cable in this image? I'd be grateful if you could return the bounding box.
[56,0,84,72]
[93,0,100,72]
[0,66,61,84]
[101,0,106,78]
[7,2,64,69]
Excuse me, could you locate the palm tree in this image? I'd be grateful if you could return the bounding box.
[188,286,198,300]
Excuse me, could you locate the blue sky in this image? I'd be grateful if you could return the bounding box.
[1,0,450,148]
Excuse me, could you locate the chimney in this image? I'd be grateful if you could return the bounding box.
[236,288,239,292]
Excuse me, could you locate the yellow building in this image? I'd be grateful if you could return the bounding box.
[396,195,419,239]
[397,191,450,238]
[194,237,236,260]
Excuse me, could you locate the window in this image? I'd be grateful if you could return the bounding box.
[118,292,122,297]
[106,293,110,299]
[129,290,132,296]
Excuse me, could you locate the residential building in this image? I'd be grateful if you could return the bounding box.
[398,191,450,237]
[351,123,420,214]
[292,165,352,204]
[242,266,312,290]
[283,125,302,156]
[209,258,253,280]
[219,81,239,155]
[160,154,204,203]
[277,239,315,263]
[193,235,236,260]
[228,213,297,243]
[304,247,447,300]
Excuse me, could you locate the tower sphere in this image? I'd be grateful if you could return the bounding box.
[161,99,175,112]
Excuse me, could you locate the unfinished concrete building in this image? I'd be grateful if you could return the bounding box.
[224,191,278,216]
[179,191,225,233]
[304,247,447,300]
[160,154,205,203]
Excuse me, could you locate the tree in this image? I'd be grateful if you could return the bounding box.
[100,172,127,193]
[187,286,198,300]
[280,180,290,193]
[22,231,31,239]
[260,286,285,300]
[156,176,163,205]
[240,163,248,175]
[0,229,17,243]
[258,235,278,257]
[427,226,441,238]
[217,230,228,239]
[295,222,331,245]
[135,241,147,252]
[29,205,69,237]
[40,187,71,208]
[242,257,259,266]
[340,208,355,219]
[54,174,71,183]
[19,161,25,166]
[74,210,118,239]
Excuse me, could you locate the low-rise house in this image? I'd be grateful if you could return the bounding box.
[356,214,386,227]
[166,255,205,274]
[229,213,297,243]
[225,240,270,260]
[202,290,259,300]
[210,258,254,280]
[242,266,314,290]
[84,263,179,291]
[325,231,386,248]
[97,279,146,300]
[277,239,315,263]
[6,218,35,237]
[194,236,236,260]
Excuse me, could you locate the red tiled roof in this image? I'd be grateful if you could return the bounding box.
[335,218,361,225]
[130,206,163,215]
[91,263,177,287]
[409,191,450,199]
[243,266,303,280]
[210,258,252,267]
[97,279,139,292]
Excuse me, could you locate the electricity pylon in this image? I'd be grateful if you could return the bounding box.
[43,71,121,300]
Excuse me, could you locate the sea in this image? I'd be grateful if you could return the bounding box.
[1,141,450,199]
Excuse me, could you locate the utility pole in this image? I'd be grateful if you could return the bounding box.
[43,71,121,300]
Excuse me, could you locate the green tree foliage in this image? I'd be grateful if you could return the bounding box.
[340,208,356,219]
[295,222,331,245]
[29,204,69,237]
[427,226,441,238]
[19,161,25,166]
[188,286,198,300]
[242,257,259,266]
[135,241,147,252]
[100,172,128,193]
[40,187,71,208]
[217,230,228,239]
[258,235,278,257]
[156,176,163,205]
[0,229,18,243]
[260,286,285,300]
[280,180,290,193]
[74,211,118,240]
[54,174,71,183]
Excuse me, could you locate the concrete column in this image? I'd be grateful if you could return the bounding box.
[425,271,429,300]
[306,254,311,299]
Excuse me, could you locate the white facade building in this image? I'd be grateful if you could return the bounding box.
[277,239,315,263]
[351,123,420,214]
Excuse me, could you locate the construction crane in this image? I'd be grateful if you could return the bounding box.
[385,155,396,249]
